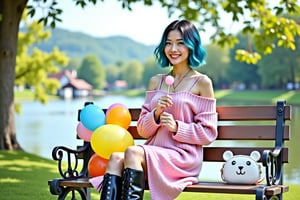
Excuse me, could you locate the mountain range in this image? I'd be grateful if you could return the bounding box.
[34,28,156,65]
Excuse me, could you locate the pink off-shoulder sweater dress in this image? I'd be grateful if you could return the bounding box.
[137,77,218,200]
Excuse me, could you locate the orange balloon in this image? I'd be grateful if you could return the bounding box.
[88,154,109,177]
[105,106,132,129]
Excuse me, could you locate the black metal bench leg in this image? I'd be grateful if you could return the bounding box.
[256,186,266,200]
[256,186,284,200]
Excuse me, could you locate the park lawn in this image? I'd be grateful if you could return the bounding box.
[214,89,300,105]
[0,150,298,200]
[14,89,59,102]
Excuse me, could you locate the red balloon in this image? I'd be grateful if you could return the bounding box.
[88,154,109,177]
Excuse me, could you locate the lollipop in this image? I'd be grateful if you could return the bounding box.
[165,75,174,94]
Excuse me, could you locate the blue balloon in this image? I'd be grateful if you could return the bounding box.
[80,104,105,131]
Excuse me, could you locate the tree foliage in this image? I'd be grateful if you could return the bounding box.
[141,57,169,88]
[199,43,230,88]
[123,60,143,88]
[257,15,300,89]
[227,33,261,89]
[105,64,123,85]
[258,34,300,89]
[16,15,69,108]
[77,55,105,89]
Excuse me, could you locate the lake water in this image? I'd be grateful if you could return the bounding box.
[15,95,300,184]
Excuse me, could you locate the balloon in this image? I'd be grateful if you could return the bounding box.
[88,154,109,177]
[76,122,93,142]
[105,106,132,129]
[107,103,127,112]
[90,124,134,159]
[165,75,174,86]
[79,104,105,131]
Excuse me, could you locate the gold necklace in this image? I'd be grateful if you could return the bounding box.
[171,68,191,92]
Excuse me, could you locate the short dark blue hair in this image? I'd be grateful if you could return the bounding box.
[154,20,206,68]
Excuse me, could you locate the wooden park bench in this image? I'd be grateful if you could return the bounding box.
[48,100,291,200]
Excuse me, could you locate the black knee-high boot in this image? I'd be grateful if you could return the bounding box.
[100,173,122,200]
[121,168,144,200]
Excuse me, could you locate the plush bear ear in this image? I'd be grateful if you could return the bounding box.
[250,151,261,161]
[223,150,234,161]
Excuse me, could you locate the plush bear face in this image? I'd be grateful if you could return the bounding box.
[221,150,263,184]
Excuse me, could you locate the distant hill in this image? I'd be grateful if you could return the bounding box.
[33,28,156,65]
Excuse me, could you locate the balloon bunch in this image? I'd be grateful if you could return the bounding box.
[76,103,134,177]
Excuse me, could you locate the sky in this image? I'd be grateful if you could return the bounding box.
[37,1,216,46]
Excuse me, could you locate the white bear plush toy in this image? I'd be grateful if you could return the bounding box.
[221,150,264,184]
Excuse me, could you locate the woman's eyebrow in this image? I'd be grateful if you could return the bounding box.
[166,38,183,41]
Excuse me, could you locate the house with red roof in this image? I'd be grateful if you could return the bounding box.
[49,70,93,99]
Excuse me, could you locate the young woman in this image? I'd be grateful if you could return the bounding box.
[100,19,218,200]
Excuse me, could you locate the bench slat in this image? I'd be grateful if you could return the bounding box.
[127,106,292,121]
[53,178,92,188]
[203,147,289,162]
[49,178,288,196]
[127,125,290,140]
[217,125,290,140]
[184,182,289,196]
[216,105,291,121]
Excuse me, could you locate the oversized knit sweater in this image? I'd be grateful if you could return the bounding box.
[137,89,218,200]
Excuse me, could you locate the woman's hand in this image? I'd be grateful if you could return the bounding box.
[154,95,173,122]
[156,95,173,114]
[160,112,177,132]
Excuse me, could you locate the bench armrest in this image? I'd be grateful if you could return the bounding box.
[262,147,283,186]
[262,100,287,186]
[52,142,93,179]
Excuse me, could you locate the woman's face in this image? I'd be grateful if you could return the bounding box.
[164,30,189,67]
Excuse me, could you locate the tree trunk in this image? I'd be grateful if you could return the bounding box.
[0,0,27,150]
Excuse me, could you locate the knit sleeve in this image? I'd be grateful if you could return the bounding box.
[172,98,218,145]
[137,93,161,138]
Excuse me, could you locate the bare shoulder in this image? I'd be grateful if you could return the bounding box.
[198,74,213,87]
[148,74,163,90]
[194,71,214,98]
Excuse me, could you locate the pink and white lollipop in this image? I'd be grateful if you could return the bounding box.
[165,75,174,94]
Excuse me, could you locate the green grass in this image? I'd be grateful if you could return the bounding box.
[0,150,298,200]
[215,89,300,105]
[14,90,59,102]
[14,89,35,100]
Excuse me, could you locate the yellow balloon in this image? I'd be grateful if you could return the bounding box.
[90,124,134,159]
